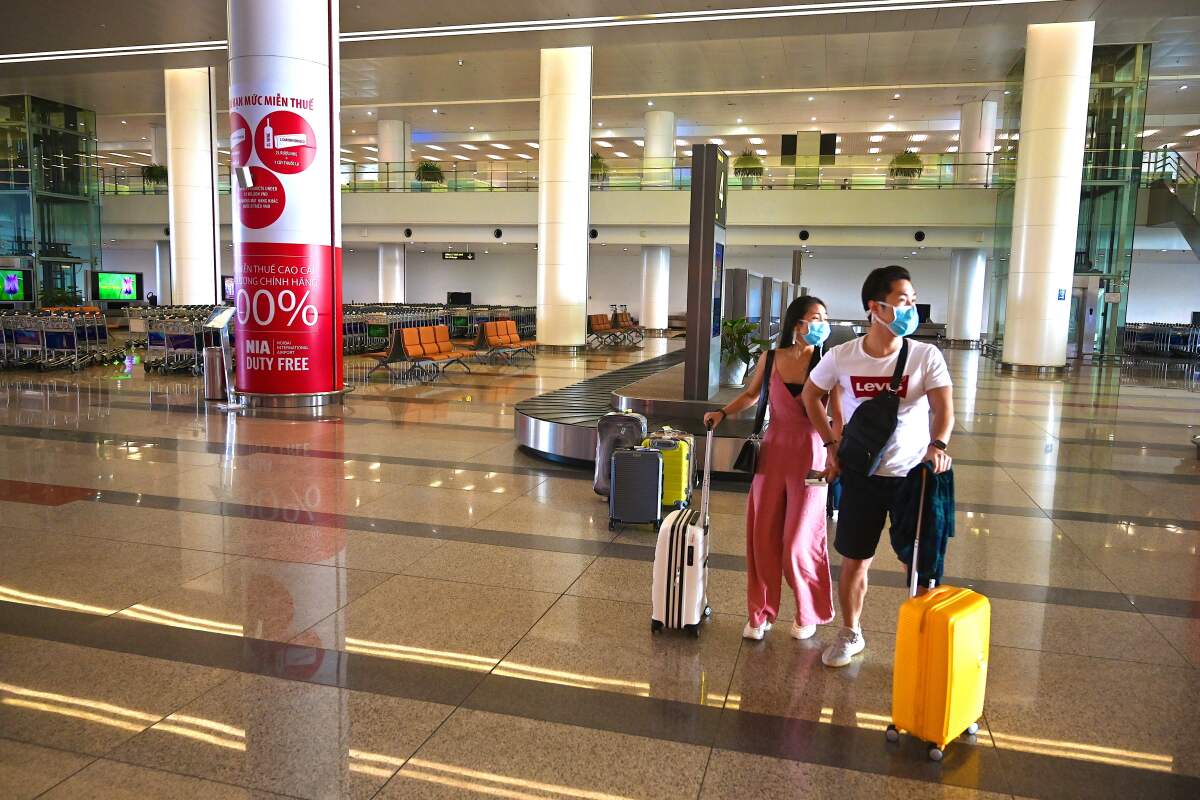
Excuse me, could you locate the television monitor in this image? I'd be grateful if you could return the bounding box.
[223,276,236,302]
[0,268,34,302]
[447,291,472,305]
[91,271,143,302]
[916,303,932,323]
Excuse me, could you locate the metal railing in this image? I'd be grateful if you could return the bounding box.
[1143,149,1200,219]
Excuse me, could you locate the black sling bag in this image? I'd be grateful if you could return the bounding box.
[836,339,909,476]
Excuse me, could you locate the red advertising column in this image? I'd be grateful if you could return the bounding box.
[227,0,343,405]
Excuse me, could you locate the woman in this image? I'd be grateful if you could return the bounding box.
[704,296,836,640]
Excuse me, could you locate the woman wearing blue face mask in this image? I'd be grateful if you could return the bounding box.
[704,296,837,641]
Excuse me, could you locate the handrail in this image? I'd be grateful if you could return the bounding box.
[1144,148,1200,220]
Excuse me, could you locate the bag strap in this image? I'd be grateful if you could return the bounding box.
[888,338,910,394]
[751,350,775,435]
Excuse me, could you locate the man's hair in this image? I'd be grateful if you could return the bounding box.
[861,265,912,311]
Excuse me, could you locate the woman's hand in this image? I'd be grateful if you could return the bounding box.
[822,448,841,482]
[703,411,724,430]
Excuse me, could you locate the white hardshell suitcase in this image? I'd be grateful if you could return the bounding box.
[651,424,714,637]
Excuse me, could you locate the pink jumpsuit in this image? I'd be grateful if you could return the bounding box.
[744,367,835,628]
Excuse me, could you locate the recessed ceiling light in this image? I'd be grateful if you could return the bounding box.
[516,153,532,159]
[993,145,1002,151]
[888,115,894,120]
[491,143,511,150]
[340,148,352,153]
[868,147,880,154]
[431,108,439,114]
[426,144,446,151]
[1185,129,1200,137]
[869,134,885,143]
[893,93,901,99]
[351,129,357,134]
[526,142,539,148]
[366,111,373,116]
[647,100,654,106]
[364,145,378,152]
[1179,85,1189,91]
[709,138,724,145]
[423,155,441,161]
[341,158,356,164]
[365,156,378,162]
[736,117,743,124]
[909,134,928,142]
[594,140,612,148]
[947,145,959,152]
[807,96,814,102]
[457,59,464,66]
[634,139,644,146]
[749,137,763,145]
[612,151,627,157]
[755,148,767,156]
[1136,129,1159,137]
[597,122,604,127]
[141,136,147,140]
[452,154,469,160]
[951,134,960,142]
[810,116,816,122]
[1004,90,1012,95]
[120,120,127,124]
[461,143,479,150]
[469,125,475,131]
[486,153,503,160]
[908,146,921,152]
[675,139,688,147]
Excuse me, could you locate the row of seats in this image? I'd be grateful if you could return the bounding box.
[370,324,472,379]
[477,320,536,361]
[587,313,644,346]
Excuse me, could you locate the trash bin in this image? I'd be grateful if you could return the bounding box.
[203,346,227,401]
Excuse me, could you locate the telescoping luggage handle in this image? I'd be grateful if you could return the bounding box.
[908,466,936,598]
[701,420,715,526]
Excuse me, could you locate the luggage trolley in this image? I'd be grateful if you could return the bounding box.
[40,315,86,371]
[3,314,44,369]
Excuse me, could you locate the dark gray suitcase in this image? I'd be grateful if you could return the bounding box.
[594,411,648,497]
[609,447,663,531]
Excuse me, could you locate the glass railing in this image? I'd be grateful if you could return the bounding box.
[99,153,1005,195]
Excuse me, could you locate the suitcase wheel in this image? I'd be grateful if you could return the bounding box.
[927,744,944,762]
[650,619,664,633]
[965,722,979,737]
[684,623,700,638]
[885,724,900,743]
[608,519,616,532]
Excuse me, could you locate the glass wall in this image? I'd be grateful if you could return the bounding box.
[0,95,100,302]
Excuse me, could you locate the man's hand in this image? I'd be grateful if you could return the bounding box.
[823,448,841,482]
[924,444,952,474]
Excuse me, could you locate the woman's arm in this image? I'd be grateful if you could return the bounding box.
[800,380,840,480]
[703,352,769,429]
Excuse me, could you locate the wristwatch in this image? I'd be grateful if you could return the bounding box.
[930,439,948,451]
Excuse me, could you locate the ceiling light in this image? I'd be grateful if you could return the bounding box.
[365,156,379,161]
[810,116,816,122]
[736,117,743,124]
[469,125,475,131]
[340,148,352,153]
[486,153,502,160]
[426,144,446,151]
[647,100,654,106]
[1179,85,1189,91]
[351,129,357,134]
[613,151,629,157]
[869,134,885,143]
[595,140,612,147]
[807,96,814,102]
[461,143,479,150]
[893,93,901,99]
[366,111,373,116]
[1004,90,1012,95]
[633,139,644,146]
[141,136,147,140]
[1136,129,1159,137]
[749,137,763,145]
[341,158,356,164]
[597,122,604,127]
[868,147,880,154]
[423,155,441,161]
[993,145,1002,151]
[431,108,439,114]
[452,154,469,160]
[675,139,688,147]
[908,146,921,152]
[909,134,928,142]
[457,59,464,66]
[516,153,532,159]
[835,135,842,143]
[1185,129,1200,137]
[491,143,511,150]
[526,142,539,148]
[951,134,960,142]
[709,138,724,145]
[364,145,378,152]
[888,114,894,120]
[947,145,959,152]
[755,148,767,156]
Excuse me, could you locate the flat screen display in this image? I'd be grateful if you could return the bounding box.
[223,276,236,302]
[93,271,142,301]
[711,242,724,338]
[0,269,33,301]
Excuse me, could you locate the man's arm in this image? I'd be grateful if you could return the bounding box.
[924,385,954,473]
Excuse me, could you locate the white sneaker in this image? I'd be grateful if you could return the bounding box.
[821,627,866,667]
[790,622,816,640]
[742,620,773,640]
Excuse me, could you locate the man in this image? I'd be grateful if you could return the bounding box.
[801,265,954,668]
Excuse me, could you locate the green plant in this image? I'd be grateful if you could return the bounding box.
[720,318,771,365]
[733,149,764,178]
[415,160,445,183]
[590,152,609,182]
[141,163,168,185]
[38,285,83,308]
[888,150,924,179]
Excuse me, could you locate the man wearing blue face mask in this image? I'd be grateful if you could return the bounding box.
[801,265,955,668]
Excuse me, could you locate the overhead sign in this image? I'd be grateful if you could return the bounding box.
[442,251,476,260]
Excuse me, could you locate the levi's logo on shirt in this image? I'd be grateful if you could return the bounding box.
[850,375,910,399]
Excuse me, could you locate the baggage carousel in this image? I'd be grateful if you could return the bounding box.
[514,350,757,473]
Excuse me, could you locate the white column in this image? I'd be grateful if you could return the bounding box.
[643,109,675,187]
[640,245,670,330]
[378,243,405,302]
[154,240,172,304]
[959,100,997,184]
[1001,21,1094,369]
[377,118,410,164]
[164,67,220,305]
[149,123,168,165]
[947,248,987,342]
[537,46,592,347]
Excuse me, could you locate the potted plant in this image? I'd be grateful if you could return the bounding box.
[141,163,167,190]
[888,149,924,186]
[38,286,83,309]
[719,317,770,388]
[733,149,764,188]
[590,152,609,187]
[415,159,445,189]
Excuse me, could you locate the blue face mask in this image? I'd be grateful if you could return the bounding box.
[801,320,830,347]
[879,302,919,337]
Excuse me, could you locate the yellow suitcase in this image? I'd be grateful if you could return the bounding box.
[887,467,990,761]
[643,429,693,509]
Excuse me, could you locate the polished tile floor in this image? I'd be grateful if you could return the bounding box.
[0,341,1198,799]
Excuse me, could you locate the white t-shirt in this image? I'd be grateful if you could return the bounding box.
[808,337,952,477]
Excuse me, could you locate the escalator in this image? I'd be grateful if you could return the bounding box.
[1145,149,1200,258]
